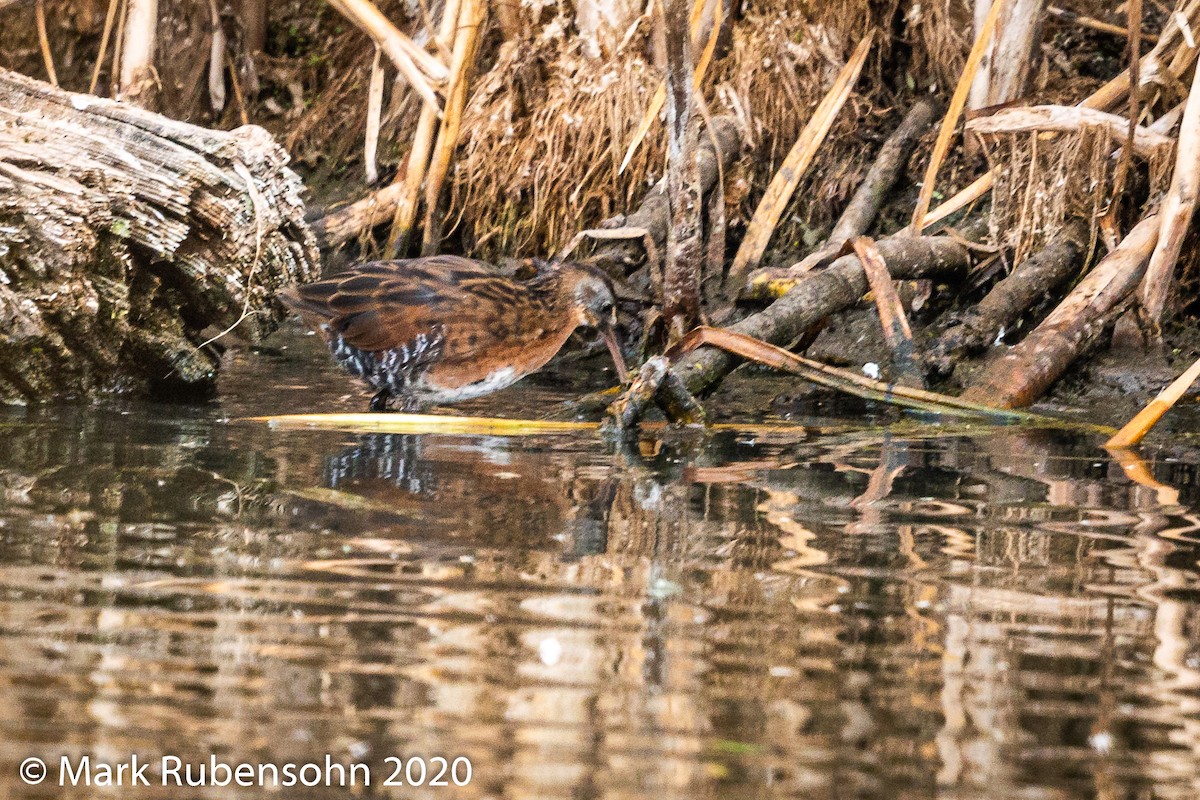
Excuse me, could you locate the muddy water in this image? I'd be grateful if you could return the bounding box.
[2,336,1200,799]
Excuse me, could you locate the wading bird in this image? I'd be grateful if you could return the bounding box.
[280,256,629,411]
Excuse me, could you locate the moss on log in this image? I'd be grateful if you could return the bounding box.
[0,68,318,402]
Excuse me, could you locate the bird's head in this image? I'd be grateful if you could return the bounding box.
[556,262,629,384]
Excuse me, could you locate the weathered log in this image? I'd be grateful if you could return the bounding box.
[669,235,973,396]
[926,219,1089,375]
[0,68,318,402]
[961,215,1160,408]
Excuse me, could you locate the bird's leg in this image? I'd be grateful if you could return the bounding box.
[398,395,426,413]
[369,389,393,412]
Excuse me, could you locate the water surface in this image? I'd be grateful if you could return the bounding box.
[2,337,1200,799]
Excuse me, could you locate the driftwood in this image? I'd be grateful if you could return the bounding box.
[669,235,972,396]
[962,215,1160,408]
[926,219,1089,375]
[0,68,318,402]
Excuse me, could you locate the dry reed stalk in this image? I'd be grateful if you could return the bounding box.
[969,0,1042,109]
[224,49,249,125]
[259,412,600,435]
[206,0,226,113]
[420,0,484,254]
[1110,0,1143,213]
[727,31,873,283]
[1139,61,1200,334]
[853,237,913,346]
[325,0,445,115]
[118,0,158,106]
[257,412,819,435]
[110,0,127,96]
[385,0,461,254]
[852,236,923,385]
[618,0,722,175]
[89,0,121,94]
[33,0,56,86]
[966,106,1174,158]
[909,0,1008,233]
[364,45,385,184]
[385,106,438,253]
[1106,354,1200,447]
[666,326,1032,420]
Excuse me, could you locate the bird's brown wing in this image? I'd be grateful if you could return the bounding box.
[279,256,544,356]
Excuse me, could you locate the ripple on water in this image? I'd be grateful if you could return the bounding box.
[1,399,1200,799]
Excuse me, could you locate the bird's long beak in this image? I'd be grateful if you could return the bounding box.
[600,322,629,384]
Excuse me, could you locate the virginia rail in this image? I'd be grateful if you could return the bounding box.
[280,255,629,411]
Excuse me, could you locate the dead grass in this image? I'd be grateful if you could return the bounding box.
[448,30,666,260]
[981,122,1174,266]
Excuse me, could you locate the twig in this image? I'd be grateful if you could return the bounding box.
[420,0,484,254]
[1048,4,1158,42]
[792,100,936,273]
[727,31,873,285]
[324,0,445,116]
[1112,0,1142,207]
[110,0,127,97]
[90,0,121,94]
[618,0,723,174]
[674,235,972,398]
[225,49,249,126]
[667,327,1033,421]
[1106,354,1200,447]
[34,0,57,86]
[910,0,1008,232]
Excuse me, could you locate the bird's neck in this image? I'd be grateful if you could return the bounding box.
[525,269,571,308]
